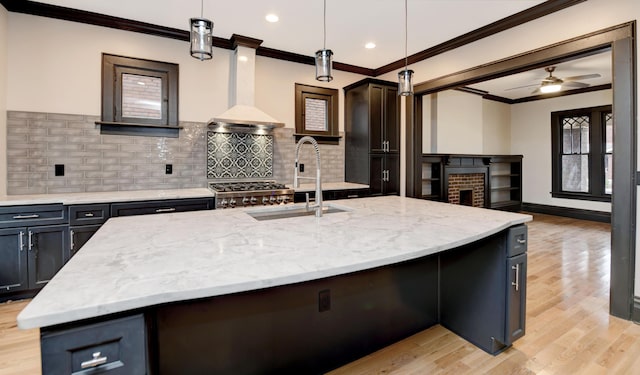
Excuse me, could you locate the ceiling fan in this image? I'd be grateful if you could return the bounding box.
[506,66,601,95]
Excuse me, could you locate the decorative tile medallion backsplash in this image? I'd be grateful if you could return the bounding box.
[207,132,273,179]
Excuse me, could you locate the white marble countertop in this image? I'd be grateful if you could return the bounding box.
[18,196,531,329]
[0,188,215,206]
[293,182,368,192]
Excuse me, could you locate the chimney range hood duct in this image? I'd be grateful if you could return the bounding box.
[209,35,284,131]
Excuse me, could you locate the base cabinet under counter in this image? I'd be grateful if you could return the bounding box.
[41,314,148,375]
[110,197,215,217]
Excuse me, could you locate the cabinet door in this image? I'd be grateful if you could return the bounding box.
[0,228,28,294]
[369,154,385,196]
[70,225,102,257]
[384,154,400,195]
[505,253,527,345]
[369,85,385,152]
[28,225,68,290]
[384,86,400,153]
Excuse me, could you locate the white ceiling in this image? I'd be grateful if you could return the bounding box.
[34,0,545,69]
[29,0,611,99]
[469,50,612,100]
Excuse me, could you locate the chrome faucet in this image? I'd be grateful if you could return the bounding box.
[294,136,323,217]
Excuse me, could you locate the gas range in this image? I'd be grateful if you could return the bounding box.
[208,181,295,209]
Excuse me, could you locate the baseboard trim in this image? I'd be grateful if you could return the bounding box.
[633,297,640,323]
[521,202,611,223]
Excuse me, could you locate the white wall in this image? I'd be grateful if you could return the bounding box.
[0,5,7,197]
[420,91,510,154]
[435,90,483,154]
[6,13,363,129]
[483,100,511,154]
[511,90,613,212]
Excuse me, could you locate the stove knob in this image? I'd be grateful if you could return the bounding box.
[276,196,283,204]
[229,198,236,208]
[220,199,228,208]
[262,197,269,205]
[283,196,290,204]
[269,196,276,204]
[242,197,250,206]
[250,197,258,205]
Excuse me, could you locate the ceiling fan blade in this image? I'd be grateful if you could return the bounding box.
[563,73,601,81]
[504,83,540,91]
[563,81,589,88]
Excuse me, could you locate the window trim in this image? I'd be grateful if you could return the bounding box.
[551,105,612,202]
[98,53,180,137]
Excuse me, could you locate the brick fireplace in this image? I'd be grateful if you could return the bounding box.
[447,173,485,207]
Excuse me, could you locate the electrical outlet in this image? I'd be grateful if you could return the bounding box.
[54,164,65,176]
[299,163,305,173]
[318,289,331,312]
[165,164,173,174]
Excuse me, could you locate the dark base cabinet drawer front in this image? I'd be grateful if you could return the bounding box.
[0,204,67,228]
[41,314,147,375]
[110,198,214,217]
[69,204,110,226]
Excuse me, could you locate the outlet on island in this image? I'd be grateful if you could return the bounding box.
[318,289,331,312]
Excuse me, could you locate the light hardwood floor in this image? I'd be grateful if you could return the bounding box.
[1,214,639,374]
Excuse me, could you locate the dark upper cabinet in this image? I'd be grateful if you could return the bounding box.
[345,79,400,196]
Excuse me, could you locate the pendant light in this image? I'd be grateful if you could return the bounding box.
[398,0,414,96]
[315,0,333,82]
[190,0,213,60]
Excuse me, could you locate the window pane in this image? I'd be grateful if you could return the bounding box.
[304,97,328,131]
[122,74,162,119]
[605,112,613,153]
[604,154,613,194]
[562,115,589,154]
[562,155,589,192]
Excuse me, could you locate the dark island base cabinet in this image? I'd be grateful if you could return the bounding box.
[38,224,527,374]
[41,314,148,375]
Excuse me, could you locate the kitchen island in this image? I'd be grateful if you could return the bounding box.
[18,196,531,374]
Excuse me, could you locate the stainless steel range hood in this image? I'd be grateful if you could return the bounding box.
[209,35,284,130]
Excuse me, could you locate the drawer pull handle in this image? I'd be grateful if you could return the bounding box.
[516,238,526,244]
[81,352,107,369]
[155,208,176,213]
[512,264,520,291]
[84,212,95,217]
[13,214,40,219]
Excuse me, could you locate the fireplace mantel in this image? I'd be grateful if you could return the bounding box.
[420,154,523,212]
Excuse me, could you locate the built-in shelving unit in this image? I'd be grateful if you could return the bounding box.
[420,154,523,211]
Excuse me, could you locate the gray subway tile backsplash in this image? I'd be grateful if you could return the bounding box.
[6,111,346,195]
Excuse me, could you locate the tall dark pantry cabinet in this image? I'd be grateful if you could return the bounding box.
[344,79,400,195]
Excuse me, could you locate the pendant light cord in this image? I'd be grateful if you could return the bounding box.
[323,0,327,50]
[200,0,204,18]
[404,0,408,69]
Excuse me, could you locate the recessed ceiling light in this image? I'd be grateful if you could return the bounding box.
[265,14,279,23]
[365,42,376,49]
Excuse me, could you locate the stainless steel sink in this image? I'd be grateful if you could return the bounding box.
[247,204,350,221]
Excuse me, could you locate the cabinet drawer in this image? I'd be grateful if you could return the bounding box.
[507,224,527,257]
[41,314,147,375]
[69,204,110,226]
[0,204,67,228]
[110,198,214,217]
